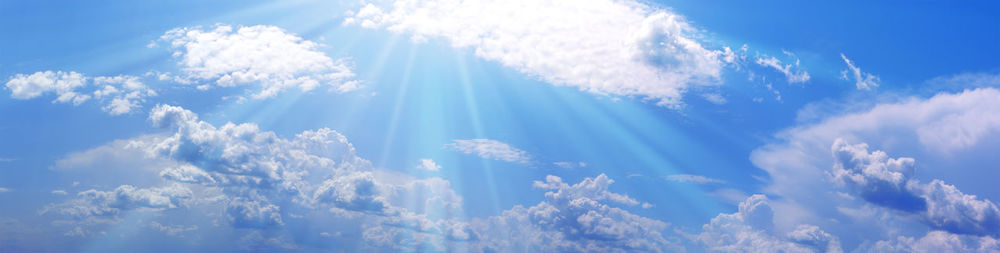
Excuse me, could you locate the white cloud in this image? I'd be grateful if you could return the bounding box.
[701,93,728,105]
[4,71,156,115]
[752,88,1000,209]
[361,174,675,252]
[347,0,729,108]
[445,139,531,164]
[830,139,923,212]
[0,187,9,193]
[749,86,1000,249]
[41,184,193,221]
[159,25,359,99]
[149,221,198,237]
[693,194,842,252]
[755,54,810,84]
[552,161,586,169]
[832,139,1000,236]
[868,231,1000,253]
[416,158,440,171]
[839,53,880,90]
[42,104,465,250]
[51,190,67,195]
[5,71,87,101]
[665,174,724,184]
[471,174,676,252]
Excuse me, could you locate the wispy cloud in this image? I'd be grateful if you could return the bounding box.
[840,53,880,90]
[755,53,810,84]
[445,139,531,164]
[665,174,725,184]
[553,161,586,169]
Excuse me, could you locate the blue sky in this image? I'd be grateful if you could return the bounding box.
[2,0,1000,252]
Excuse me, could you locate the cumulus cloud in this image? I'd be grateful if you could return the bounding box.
[41,104,465,250]
[416,158,440,171]
[42,184,192,221]
[159,25,359,98]
[445,139,531,164]
[839,53,879,90]
[833,139,1000,236]
[4,71,157,115]
[471,174,675,252]
[868,231,1000,253]
[142,104,409,226]
[347,0,729,107]
[361,174,675,252]
[753,87,1000,209]
[745,86,1000,250]
[831,139,925,212]
[665,174,725,184]
[693,194,842,253]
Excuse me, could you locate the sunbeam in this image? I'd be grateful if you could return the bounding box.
[4,0,1000,252]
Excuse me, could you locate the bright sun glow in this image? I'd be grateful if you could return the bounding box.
[2,0,1000,252]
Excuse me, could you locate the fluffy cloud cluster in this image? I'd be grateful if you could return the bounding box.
[44,104,462,246]
[831,139,924,212]
[868,231,1000,252]
[753,87,1000,206]
[347,0,730,107]
[832,139,1000,236]
[5,71,157,115]
[146,104,426,226]
[694,194,842,253]
[839,53,879,90]
[750,86,1000,250]
[41,184,192,221]
[159,25,359,98]
[361,173,676,252]
[471,174,674,252]
[445,139,531,164]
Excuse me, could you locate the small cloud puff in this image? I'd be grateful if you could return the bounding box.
[416,158,441,171]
